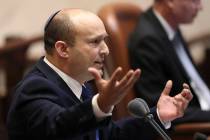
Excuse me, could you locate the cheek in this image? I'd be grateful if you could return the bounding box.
[173,6,194,22]
[180,9,195,22]
[173,2,189,15]
[86,48,99,62]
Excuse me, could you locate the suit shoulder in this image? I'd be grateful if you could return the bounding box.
[134,15,159,38]
[14,74,60,100]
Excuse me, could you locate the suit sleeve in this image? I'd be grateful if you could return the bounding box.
[108,107,170,140]
[8,77,110,139]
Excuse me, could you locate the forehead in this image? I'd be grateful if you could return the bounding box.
[71,12,107,38]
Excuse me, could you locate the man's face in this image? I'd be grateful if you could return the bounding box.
[68,13,109,81]
[170,0,202,24]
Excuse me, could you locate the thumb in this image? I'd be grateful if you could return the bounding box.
[161,80,173,96]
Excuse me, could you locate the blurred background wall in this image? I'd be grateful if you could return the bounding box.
[0,0,209,45]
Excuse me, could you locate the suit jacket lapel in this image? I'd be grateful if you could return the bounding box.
[35,57,81,103]
[147,9,191,81]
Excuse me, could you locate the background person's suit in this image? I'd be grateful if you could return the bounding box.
[128,8,210,124]
[7,57,161,140]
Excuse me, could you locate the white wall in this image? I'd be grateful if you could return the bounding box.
[0,0,209,45]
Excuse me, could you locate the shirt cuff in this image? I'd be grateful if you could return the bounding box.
[156,108,171,129]
[92,94,114,119]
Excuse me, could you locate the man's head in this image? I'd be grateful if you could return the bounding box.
[154,0,202,29]
[44,10,76,54]
[44,9,109,83]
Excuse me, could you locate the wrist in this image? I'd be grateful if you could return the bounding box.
[97,94,112,113]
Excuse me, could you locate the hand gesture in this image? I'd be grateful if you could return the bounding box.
[88,67,141,113]
[157,80,193,122]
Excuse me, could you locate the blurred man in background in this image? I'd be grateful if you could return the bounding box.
[128,0,209,124]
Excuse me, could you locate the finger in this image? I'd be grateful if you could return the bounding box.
[161,80,173,96]
[124,69,141,87]
[181,89,193,101]
[183,83,190,89]
[109,67,123,85]
[118,69,141,91]
[174,89,192,111]
[172,100,185,117]
[118,70,134,87]
[175,89,191,104]
[174,95,187,107]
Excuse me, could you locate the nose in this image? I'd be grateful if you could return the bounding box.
[100,41,109,56]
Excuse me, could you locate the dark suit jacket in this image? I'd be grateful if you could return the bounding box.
[128,8,210,124]
[7,57,163,140]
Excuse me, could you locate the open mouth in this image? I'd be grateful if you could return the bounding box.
[94,61,104,69]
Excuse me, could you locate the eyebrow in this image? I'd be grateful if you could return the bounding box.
[98,33,109,39]
[87,33,109,40]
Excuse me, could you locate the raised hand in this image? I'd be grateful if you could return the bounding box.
[88,67,141,113]
[157,80,193,122]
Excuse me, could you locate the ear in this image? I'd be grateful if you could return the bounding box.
[54,41,69,58]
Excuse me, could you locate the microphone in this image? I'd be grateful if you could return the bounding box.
[127,98,171,140]
[193,132,208,140]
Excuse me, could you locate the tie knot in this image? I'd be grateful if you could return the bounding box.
[172,32,182,47]
[172,31,179,41]
[81,85,91,101]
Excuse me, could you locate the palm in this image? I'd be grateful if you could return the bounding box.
[158,96,182,121]
[157,81,192,122]
[88,67,141,113]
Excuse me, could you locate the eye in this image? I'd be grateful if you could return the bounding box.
[88,35,108,47]
[104,36,110,43]
[91,39,101,44]
[88,38,102,47]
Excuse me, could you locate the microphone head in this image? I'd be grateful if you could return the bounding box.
[127,98,150,118]
[193,132,207,140]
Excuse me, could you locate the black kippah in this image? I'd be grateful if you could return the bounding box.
[44,10,61,32]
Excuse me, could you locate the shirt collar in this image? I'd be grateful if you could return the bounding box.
[153,9,176,41]
[43,57,82,99]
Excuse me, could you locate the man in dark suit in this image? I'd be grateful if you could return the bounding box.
[7,8,192,140]
[128,0,210,124]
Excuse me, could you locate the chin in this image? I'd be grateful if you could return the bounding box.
[182,19,194,24]
[86,70,103,80]
[97,67,104,75]
[86,75,94,82]
[93,66,103,75]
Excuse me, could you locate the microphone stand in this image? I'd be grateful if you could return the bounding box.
[145,114,171,140]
